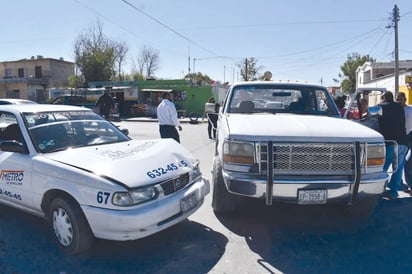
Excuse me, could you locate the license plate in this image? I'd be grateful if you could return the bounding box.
[180,193,198,212]
[297,189,327,205]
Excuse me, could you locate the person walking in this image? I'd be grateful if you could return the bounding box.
[157,92,182,143]
[205,97,219,139]
[95,90,113,120]
[378,91,409,198]
[395,92,412,194]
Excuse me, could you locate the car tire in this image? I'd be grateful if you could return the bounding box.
[212,158,237,213]
[50,197,94,254]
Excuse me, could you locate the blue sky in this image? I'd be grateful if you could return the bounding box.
[1,0,411,86]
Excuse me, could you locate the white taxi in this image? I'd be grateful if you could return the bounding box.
[0,104,209,254]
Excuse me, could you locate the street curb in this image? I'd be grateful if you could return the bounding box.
[120,117,208,124]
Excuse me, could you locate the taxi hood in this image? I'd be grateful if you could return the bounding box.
[43,139,196,188]
[225,113,383,142]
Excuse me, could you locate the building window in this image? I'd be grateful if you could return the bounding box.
[35,66,42,78]
[18,68,24,78]
[5,68,12,78]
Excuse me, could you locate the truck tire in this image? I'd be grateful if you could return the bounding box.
[50,197,94,254]
[212,158,237,213]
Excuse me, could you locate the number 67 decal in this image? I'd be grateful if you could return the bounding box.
[97,191,110,204]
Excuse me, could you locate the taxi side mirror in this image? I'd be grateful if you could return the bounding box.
[0,140,28,154]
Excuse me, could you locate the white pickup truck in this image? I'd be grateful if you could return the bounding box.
[212,81,388,216]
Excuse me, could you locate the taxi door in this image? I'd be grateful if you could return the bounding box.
[0,112,33,208]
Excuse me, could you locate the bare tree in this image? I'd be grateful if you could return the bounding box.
[113,41,128,81]
[137,45,160,79]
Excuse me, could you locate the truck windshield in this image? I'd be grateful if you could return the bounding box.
[227,84,339,117]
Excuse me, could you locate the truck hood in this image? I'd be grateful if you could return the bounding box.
[43,139,196,188]
[225,113,383,142]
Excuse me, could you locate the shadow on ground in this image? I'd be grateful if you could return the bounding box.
[0,204,227,274]
[216,197,412,274]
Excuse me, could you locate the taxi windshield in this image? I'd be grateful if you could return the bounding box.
[23,110,129,153]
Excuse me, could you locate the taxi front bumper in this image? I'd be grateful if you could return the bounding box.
[82,176,210,241]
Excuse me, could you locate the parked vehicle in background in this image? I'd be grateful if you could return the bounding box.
[52,95,93,107]
[0,104,210,254]
[212,79,388,217]
[343,87,387,131]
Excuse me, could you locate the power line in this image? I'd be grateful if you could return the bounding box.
[252,28,381,60]
[121,0,222,58]
[178,18,388,31]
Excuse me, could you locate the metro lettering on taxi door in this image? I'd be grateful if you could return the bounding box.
[0,170,24,185]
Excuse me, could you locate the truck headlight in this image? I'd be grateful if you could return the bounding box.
[223,141,255,172]
[112,186,158,206]
[363,143,385,172]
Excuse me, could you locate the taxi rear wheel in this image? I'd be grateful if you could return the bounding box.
[50,197,94,254]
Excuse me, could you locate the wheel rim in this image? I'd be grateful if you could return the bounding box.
[52,207,73,247]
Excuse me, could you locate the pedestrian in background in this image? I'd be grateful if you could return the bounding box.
[157,92,182,143]
[379,91,408,198]
[205,96,219,139]
[95,90,113,120]
[335,96,346,117]
[395,92,412,194]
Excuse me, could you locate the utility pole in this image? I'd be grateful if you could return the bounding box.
[245,58,248,81]
[389,5,400,96]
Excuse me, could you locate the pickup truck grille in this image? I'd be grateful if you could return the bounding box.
[160,173,190,195]
[259,143,354,175]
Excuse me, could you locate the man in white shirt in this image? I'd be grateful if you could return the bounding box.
[396,92,412,193]
[157,92,182,143]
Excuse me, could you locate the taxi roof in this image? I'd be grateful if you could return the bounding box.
[0,103,91,113]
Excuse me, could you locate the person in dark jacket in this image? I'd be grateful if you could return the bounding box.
[379,91,409,198]
[95,91,113,120]
[205,97,219,139]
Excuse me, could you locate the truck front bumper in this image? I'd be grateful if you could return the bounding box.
[222,171,388,204]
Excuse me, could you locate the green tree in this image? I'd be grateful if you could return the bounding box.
[74,21,128,86]
[237,57,262,81]
[130,71,145,81]
[68,75,81,88]
[184,72,213,84]
[340,53,374,93]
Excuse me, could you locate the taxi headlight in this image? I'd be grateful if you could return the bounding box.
[112,186,158,206]
[191,162,202,180]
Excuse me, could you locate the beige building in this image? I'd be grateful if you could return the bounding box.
[0,56,74,102]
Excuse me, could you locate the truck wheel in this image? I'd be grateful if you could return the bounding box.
[212,158,237,213]
[50,197,94,254]
[343,196,379,216]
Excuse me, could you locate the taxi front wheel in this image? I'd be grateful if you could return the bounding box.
[50,197,94,254]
